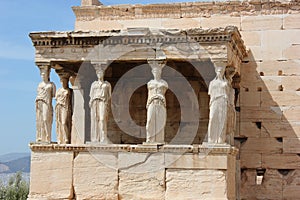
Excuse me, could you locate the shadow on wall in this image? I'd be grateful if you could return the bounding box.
[236,50,300,200]
[79,62,97,142]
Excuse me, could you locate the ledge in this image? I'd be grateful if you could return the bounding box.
[29,143,239,155]
[29,26,247,61]
[29,26,243,47]
[72,0,300,21]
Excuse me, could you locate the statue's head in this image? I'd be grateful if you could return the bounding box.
[215,66,225,78]
[61,77,69,89]
[41,72,48,82]
[96,68,104,81]
[148,59,166,81]
[225,66,236,81]
[152,67,162,80]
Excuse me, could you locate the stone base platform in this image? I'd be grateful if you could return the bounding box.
[28,143,238,200]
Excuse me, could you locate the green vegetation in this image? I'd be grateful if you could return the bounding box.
[0,172,29,200]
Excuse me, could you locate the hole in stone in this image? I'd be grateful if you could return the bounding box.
[245,88,249,92]
[278,85,284,91]
[235,137,248,144]
[241,168,247,174]
[257,87,262,92]
[242,60,249,63]
[254,122,262,129]
[296,88,300,91]
[259,72,264,76]
[278,70,283,76]
[278,169,293,176]
[256,168,266,185]
[276,137,283,142]
[235,107,241,112]
[256,168,266,176]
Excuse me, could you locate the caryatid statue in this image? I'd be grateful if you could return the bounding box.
[89,66,111,144]
[55,73,72,144]
[146,59,168,144]
[35,67,56,143]
[207,66,231,144]
[225,67,237,145]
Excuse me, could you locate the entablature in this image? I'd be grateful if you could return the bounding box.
[29,26,247,64]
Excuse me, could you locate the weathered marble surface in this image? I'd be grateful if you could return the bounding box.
[28,144,238,200]
[35,70,56,143]
[28,151,73,200]
[207,66,230,144]
[90,67,112,144]
[29,0,300,198]
[146,59,168,144]
[55,76,72,144]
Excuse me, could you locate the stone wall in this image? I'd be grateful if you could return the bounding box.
[234,2,299,200]
[28,145,237,200]
[72,0,300,199]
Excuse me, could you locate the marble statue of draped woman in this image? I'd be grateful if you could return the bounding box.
[207,67,231,144]
[36,72,56,143]
[146,68,168,143]
[225,69,236,145]
[55,77,72,144]
[89,69,111,143]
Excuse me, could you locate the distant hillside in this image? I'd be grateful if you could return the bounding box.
[0,164,9,173]
[0,153,30,163]
[0,153,30,174]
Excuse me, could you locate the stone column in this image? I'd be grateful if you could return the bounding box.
[55,70,72,144]
[225,66,237,146]
[35,62,56,143]
[36,62,51,79]
[70,74,86,144]
[206,60,237,145]
[145,59,168,144]
[90,61,111,144]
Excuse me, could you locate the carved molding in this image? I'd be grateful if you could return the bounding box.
[29,143,239,155]
[73,0,300,21]
[29,26,247,61]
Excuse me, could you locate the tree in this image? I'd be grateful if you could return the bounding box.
[0,180,5,199]
[0,172,29,200]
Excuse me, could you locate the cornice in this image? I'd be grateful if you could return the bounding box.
[72,0,300,21]
[29,26,247,61]
[29,143,239,155]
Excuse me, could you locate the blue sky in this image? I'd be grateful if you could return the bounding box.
[0,0,197,155]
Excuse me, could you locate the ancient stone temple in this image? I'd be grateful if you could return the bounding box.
[28,0,300,199]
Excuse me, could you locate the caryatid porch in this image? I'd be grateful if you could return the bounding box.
[28,26,246,200]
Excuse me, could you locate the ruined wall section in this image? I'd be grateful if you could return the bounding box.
[72,1,300,199]
[73,1,300,31]
[237,7,300,200]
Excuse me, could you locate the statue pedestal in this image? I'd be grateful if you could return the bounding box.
[28,143,238,200]
[142,142,165,146]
